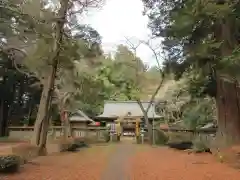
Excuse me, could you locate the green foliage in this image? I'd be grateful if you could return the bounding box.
[145,0,228,129]
[95,45,158,102]
[143,0,240,95]
[220,46,240,78]
[158,75,216,129]
[52,137,88,152]
[192,136,210,153]
[102,130,110,142]
[0,155,21,174]
[182,98,216,129]
[0,0,108,119]
[0,0,162,128]
[167,132,193,143]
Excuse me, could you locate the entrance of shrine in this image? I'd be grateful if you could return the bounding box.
[114,116,141,137]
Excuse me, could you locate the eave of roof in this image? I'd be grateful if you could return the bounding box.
[104,100,166,104]
[96,114,163,118]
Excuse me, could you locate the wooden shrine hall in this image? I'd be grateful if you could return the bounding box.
[95,101,163,134]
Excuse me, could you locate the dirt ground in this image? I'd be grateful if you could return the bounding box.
[0,142,27,155]
[2,142,240,180]
[2,145,115,180]
[129,146,240,180]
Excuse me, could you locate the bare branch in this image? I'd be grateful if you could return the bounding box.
[124,36,141,51]
[124,36,166,113]
[137,39,164,73]
[68,0,104,16]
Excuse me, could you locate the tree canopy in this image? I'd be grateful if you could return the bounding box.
[0,0,162,133]
[143,0,240,98]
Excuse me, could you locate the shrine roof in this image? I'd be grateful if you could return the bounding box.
[97,101,164,119]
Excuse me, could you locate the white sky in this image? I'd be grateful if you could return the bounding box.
[81,0,162,66]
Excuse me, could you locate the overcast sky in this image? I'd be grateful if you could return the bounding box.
[81,0,162,66]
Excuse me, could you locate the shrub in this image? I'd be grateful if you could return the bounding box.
[58,138,77,152]
[167,141,193,150]
[61,139,75,152]
[12,144,39,161]
[72,137,88,149]
[167,132,193,143]
[192,136,211,153]
[83,136,108,144]
[154,129,169,145]
[48,137,74,153]
[102,131,110,142]
[49,137,89,153]
[0,155,21,174]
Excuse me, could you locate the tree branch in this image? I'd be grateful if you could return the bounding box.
[124,36,166,114]
[146,76,164,112]
[1,47,38,79]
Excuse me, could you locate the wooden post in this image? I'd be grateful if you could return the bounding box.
[141,132,144,144]
[135,118,140,143]
[136,118,140,136]
[110,132,113,142]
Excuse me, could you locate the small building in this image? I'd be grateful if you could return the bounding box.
[69,110,94,128]
[95,101,163,128]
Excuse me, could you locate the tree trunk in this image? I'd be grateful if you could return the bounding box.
[31,0,69,150]
[137,100,153,144]
[0,75,15,136]
[216,75,240,145]
[26,97,33,126]
[61,110,69,139]
[0,99,4,136]
[146,116,153,144]
[31,78,52,145]
[136,74,164,145]
[38,101,52,155]
[0,98,11,137]
[214,19,240,145]
[63,118,70,139]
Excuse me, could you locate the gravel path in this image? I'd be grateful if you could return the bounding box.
[101,142,136,180]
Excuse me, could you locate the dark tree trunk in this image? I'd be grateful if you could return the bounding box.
[0,99,4,136]
[0,75,15,137]
[213,17,240,145]
[0,99,11,137]
[216,75,240,145]
[25,96,34,126]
